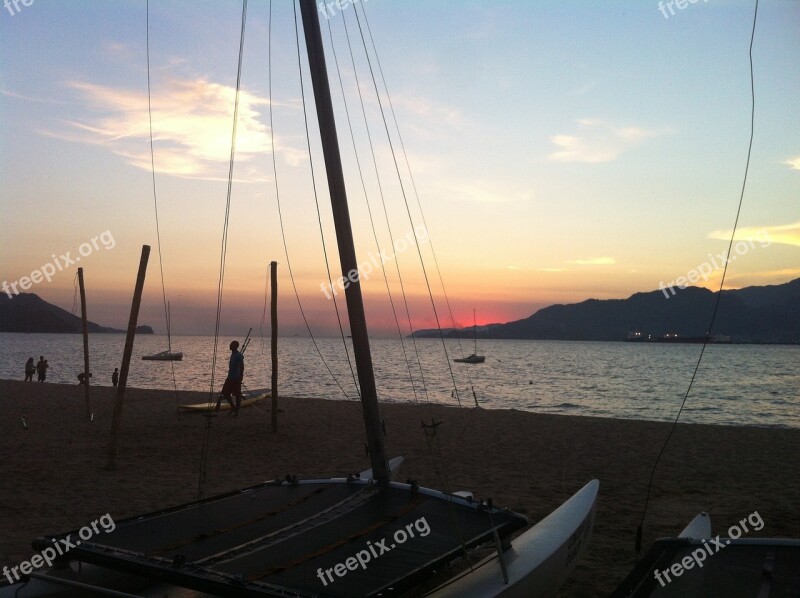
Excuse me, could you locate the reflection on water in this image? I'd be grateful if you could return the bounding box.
[0,333,798,428]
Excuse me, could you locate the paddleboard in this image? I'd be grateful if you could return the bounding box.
[178,393,268,412]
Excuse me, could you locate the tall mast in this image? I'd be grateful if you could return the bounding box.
[298,0,389,483]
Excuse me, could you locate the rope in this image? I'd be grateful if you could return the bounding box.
[358,3,477,395]
[292,1,361,399]
[266,1,359,406]
[325,14,421,407]
[351,4,464,409]
[197,0,248,501]
[636,0,760,552]
[338,9,437,412]
[145,0,181,412]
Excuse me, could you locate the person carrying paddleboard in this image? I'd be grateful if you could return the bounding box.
[215,340,244,415]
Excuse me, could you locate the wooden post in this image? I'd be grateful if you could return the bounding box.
[107,245,150,469]
[77,267,92,420]
[270,261,278,433]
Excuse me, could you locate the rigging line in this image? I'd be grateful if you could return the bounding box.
[326,13,421,406]
[359,3,476,387]
[352,3,464,409]
[268,1,356,405]
[636,0,760,551]
[197,0,248,502]
[146,0,180,410]
[345,7,458,507]
[340,9,433,412]
[292,0,361,399]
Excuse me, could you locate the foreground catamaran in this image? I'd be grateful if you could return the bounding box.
[0,2,597,595]
[612,512,800,597]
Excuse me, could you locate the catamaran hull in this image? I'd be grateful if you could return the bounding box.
[142,351,183,361]
[427,479,599,597]
[453,355,486,364]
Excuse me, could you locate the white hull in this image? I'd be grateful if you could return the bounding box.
[142,350,183,361]
[428,479,599,597]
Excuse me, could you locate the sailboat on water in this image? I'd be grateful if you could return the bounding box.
[142,301,183,361]
[0,2,597,596]
[454,309,486,364]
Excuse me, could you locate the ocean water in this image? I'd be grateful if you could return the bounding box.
[0,333,797,428]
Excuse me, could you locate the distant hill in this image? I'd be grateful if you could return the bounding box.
[413,278,800,344]
[0,293,154,334]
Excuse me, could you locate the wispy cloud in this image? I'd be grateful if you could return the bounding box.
[548,118,666,163]
[785,156,800,170]
[708,221,800,248]
[442,181,531,204]
[537,267,564,272]
[2,89,66,104]
[568,257,616,265]
[54,78,298,181]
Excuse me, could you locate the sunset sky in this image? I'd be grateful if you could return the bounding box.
[1,0,798,336]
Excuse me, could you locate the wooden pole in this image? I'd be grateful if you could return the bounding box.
[107,245,150,469]
[77,268,92,420]
[270,261,278,433]
[299,0,390,483]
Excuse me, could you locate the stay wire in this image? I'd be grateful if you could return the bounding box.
[197,0,248,501]
[267,1,356,405]
[347,8,461,535]
[359,4,477,398]
[146,0,180,412]
[326,13,421,407]
[292,1,362,399]
[352,4,463,409]
[340,9,434,413]
[636,0,759,552]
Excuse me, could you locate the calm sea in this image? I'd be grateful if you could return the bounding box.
[1,333,797,428]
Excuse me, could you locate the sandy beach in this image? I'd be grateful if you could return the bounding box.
[1,379,798,596]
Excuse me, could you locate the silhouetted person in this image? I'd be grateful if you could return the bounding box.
[78,372,92,385]
[36,356,48,382]
[215,340,244,415]
[24,357,35,382]
[112,368,119,387]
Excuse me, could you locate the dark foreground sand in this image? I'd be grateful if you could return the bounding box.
[1,379,798,596]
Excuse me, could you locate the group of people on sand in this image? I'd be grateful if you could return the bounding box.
[77,368,119,386]
[24,356,48,382]
[24,357,120,387]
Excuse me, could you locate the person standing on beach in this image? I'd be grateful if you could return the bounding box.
[112,368,119,387]
[215,340,244,415]
[36,356,48,382]
[24,357,35,382]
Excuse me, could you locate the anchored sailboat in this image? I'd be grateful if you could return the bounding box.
[0,2,597,596]
[142,301,183,361]
[454,309,486,364]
